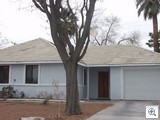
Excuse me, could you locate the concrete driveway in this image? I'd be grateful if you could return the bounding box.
[87,101,160,120]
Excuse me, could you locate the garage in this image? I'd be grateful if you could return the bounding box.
[124,67,160,100]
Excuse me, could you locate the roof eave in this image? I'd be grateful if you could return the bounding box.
[0,61,160,68]
[86,63,160,67]
[0,60,87,66]
[0,60,63,65]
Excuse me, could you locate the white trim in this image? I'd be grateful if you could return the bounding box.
[23,65,25,84]
[9,65,11,84]
[78,62,86,67]
[0,84,84,87]
[1,61,160,68]
[38,64,40,85]
[10,84,66,87]
[123,66,160,70]
[0,61,63,65]
[0,84,10,86]
[0,61,86,66]
[83,68,84,85]
[121,68,124,100]
[86,63,160,67]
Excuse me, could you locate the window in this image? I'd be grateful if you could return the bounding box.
[0,66,9,84]
[84,69,87,85]
[25,65,38,84]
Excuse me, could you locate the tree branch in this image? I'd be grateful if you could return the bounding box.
[104,16,119,45]
[78,36,90,61]
[104,21,114,45]
[117,38,129,45]
[85,0,89,12]
[32,0,46,13]
[74,0,96,59]
[48,0,70,62]
[94,37,101,46]
[63,34,74,56]
[66,0,79,41]
[78,0,86,39]
[117,32,141,45]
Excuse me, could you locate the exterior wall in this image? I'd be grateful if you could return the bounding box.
[0,64,125,100]
[89,67,110,99]
[40,63,66,84]
[77,65,84,85]
[11,85,66,99]
[10,65,24,85]
[89,69,98,99]
[3,64,160,100]
[0,63,85,99]
[77,65,85,99]
[110,67,122,100]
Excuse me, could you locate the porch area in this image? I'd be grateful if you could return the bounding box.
[83,66,122,100]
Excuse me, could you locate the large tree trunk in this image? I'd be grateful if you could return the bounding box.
[32,0,96,115]
[152,14,159,53]
[64,60,81,115]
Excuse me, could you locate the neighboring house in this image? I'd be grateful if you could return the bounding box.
[0,38,160,100]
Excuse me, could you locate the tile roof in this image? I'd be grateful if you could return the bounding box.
[0,38,160,65]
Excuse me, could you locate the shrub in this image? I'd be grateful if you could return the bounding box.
[1,85,16,98]
[20,91,25,98]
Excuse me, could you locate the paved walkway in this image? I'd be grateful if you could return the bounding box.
[87,101,160,120]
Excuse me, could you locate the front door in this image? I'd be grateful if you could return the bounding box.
[98,72,109,98]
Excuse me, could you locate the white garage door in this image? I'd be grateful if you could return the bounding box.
[124,67,160,100]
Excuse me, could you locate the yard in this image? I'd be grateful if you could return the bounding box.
[0,100,112,120]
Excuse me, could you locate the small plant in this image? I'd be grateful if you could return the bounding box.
[37,91,52,105]
[20,91,25,98]
[53,114,63,120]
[43,97,49,105]
[1,85,16,98]
[52,80,65,119]
[46,113,64,120]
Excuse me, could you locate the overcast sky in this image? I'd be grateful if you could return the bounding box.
[0,0,157,50]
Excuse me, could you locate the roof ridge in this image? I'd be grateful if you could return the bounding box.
[87,45,156,53]
[1,38,54,51]
[38,38,55,48]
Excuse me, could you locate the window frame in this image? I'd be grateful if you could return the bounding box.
[25,65,39,84]
[0,65,10,84]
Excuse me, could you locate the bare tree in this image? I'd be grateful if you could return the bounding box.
[90,15,141,46]
[91,15,120,45]
[117,31,141,46]
[0,32,9,48]
[32,0,96,115]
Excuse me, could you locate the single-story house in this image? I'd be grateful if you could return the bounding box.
[0,38,160,100]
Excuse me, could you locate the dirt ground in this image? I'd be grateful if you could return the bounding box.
[0,100,112,120]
